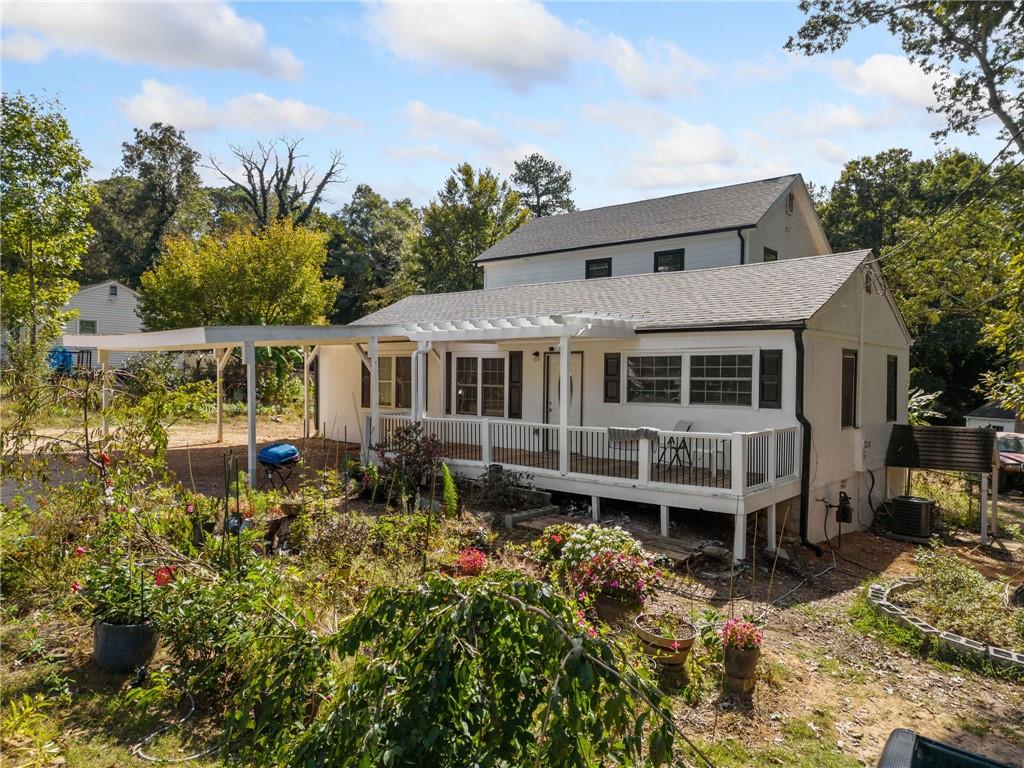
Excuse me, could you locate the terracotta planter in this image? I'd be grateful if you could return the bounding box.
[634,615,695,667]
[594,595,639,625]
[93,620,158,673]
[723,646,760,695]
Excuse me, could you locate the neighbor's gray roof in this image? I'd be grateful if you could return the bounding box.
[356,250,871,332]
[477,175,798,262]
[967,402,1019,420]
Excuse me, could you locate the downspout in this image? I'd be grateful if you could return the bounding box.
[793,326,821,555]
[737,228,746,265]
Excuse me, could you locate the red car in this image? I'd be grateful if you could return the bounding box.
[997,432,1024,490]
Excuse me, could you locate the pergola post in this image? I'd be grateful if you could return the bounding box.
[369,336,380,455]
[410,347,421,421]
[99,349,110,439]
[302,345,319,440]
[215,346,233,443]
[559,334,569,476]
[244,341,257,488]
[418,342,430,418]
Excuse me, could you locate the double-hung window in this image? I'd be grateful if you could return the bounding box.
[481,358,505,416]
[360,355,412,409]
[626,355,682,404]
[455,357,479,415]
[377,357,394,407]
[690,354,753,405]
[79,319,98,335]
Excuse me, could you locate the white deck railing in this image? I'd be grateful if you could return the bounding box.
[367,414,799,497]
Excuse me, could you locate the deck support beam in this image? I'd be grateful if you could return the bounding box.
[559,334,570,476]
[99,350,110,439]
[215,346,233,443]
[660,505,669,538]
[243,341,257,488]
[766,503,777,553]
[733,510,747,564]
[591,495,600,522]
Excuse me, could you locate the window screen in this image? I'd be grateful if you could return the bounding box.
[690,354,753,406]
[626,355,682,404]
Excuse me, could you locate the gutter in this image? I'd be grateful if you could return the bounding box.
[737,228,746,265]
[793,326,820,556]
[636,321,806,334]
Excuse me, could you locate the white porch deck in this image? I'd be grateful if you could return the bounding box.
[369,414,801,560]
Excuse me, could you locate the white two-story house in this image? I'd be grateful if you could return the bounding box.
[316,174,912,561]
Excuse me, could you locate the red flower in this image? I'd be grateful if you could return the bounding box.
[550,533,563,543]
[98,452,111,466]
[74,546,87,557]
[103,477,114,488]
[455,548,487,576]
[154,566,176,587]
[70,581,81,594]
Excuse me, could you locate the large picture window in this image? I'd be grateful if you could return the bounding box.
[690,354,753,406]
[455,357,479,415]
[626,355,682,404]
[482,358,505,416]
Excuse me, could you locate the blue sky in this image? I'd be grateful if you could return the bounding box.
[2,1,1004,210]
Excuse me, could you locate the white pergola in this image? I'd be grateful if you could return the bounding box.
[63,314,638,487]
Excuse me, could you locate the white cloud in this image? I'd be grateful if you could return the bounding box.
[2,31,50,62]
[365,1,584,90]
[404,101,504,148]
[623,119,789,190]
[812,137,848,164]
[384,144,458,163]
[365,1,707,98]
[834,54,937,107]
[602,35,711,100]
[583,101,676,138]
[3,1,303,79]
[120,80,360,133]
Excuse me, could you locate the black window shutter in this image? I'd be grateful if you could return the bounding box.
[444,351,452,415]
[604,353,621,403]
[360,361,370,409]
[507,351,523,419]
[759,350,782,409]
[886,355,898,422]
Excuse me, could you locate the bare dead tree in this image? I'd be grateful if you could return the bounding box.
[207,138,347,228]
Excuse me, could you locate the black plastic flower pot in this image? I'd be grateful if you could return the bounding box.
[93,620,158,673]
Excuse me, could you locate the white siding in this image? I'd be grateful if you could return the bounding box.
[62,281,141,368]
[482,231,742,288]
[746,178,831,263]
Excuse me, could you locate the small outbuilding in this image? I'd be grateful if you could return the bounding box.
[965,401,1023,433]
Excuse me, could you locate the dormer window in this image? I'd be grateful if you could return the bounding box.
[109,284,118,297]
[653,249,684,273]
[585,258,611,279]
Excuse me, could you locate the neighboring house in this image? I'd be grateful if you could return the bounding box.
[61,280,141,369]
[965,402,1023,432]
[317,174,912,559]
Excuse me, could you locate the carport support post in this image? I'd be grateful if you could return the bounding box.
[244,341,257,489]
[302,345,319,440]
[979,473,989,546]
[558,334,569,476]
[99,350,110,439]
[215,346,232,443]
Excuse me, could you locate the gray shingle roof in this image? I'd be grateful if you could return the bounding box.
[967,402,1019,420]
[476,175,798,262]
[355,250,871,331]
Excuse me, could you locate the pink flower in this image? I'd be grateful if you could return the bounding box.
[70,581,81,594]
[550,534,563,544]
[74,546,86,557]
[670,640,680,651]
[186,503,195,514]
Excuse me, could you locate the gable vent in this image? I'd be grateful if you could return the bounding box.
[785,192,795,215]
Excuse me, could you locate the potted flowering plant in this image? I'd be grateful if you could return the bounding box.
[570,550,660,624]
[634,613,696,668]
[80,557,174,672]
[721,617,763,694]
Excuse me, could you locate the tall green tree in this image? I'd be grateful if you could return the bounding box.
[412,164,528,295]
[325,185,421,323]
[80,123,203,285]
[511,153,576,217]
[138,220,342,329]
[0,92,96,380]
[788,1,1024,157]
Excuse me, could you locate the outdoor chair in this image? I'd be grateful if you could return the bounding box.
[658,421,693,468]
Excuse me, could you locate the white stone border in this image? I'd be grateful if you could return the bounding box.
[866,581,1024,674]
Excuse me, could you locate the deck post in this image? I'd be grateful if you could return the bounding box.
[369,336,380,457]
[638,438,651,485]
[659,504,669,538]
[215,346,233,443]
[979,473,989,546]
[766,429,776,487]
[481,419,491,465]
[559,335,569,476]
[731,433,745,494]
[733,510,747,564]
[766,503,777,553]
[243,341,257,488]
[591,495,600,522]
[99,350,110,439]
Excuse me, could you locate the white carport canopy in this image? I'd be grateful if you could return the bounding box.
[63,314,638,488]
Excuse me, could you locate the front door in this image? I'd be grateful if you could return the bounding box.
[545,351,583,426]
